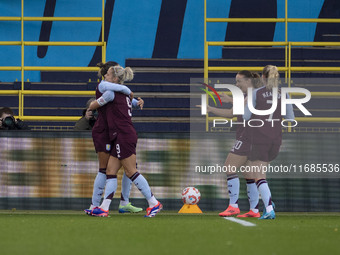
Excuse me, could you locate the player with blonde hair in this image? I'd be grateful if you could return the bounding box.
[243,65,294,219]
[84,61,144,215]
[89,65,162,217]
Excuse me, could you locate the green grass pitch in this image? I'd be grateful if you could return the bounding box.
[1,210,339,255]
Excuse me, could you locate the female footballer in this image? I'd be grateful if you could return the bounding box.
[84,61,144,215]
[203,71,263,217]
[243,65,295,219]
[89,65,162,217]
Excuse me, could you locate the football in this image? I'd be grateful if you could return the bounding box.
[181,187,201,205]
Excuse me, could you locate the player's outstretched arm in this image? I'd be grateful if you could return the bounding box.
[220,93,233,104]
[99,80,132,96]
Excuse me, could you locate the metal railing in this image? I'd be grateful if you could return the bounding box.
[204,0,340,131]
[0,0,105,120]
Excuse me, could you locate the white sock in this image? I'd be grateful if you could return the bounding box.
[91,169,107,207]
[246,179,259,212]
[129,171,158,208]
[100,175,117,211]
[227,175,239,207]
[120,200,129,206]
[266,205,273,213]
[120,172,132,206]
[101,199,112,211]
[147,196,158,208]
[256,179,273,212]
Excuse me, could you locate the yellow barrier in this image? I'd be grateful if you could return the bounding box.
[295,117,340,122]
[24,42,104,46]
[12,116,340,123]
[207,66,340,72]
[21,91,95,96]
[0,17,101,21]
[206,18,285,23]
[17,116,82,121]
[24,67,99,71]
[308,92,340,97]
[208,41,287,46]
[207,41,340,47]
[0,0,105,119]
[0,17,21,21]
[0,67,21,71]
[206,18,340,23]
[0,66,99,71]
[211,91,340,97]
[24,17,102,21]
[203,0,340,131]
[1,1,340,126]
[2,90,338,97]
[0,41,21,45]
[208,67,288,72]
[0,90,20,95]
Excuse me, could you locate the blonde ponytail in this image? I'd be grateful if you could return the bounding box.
[262,65,279,89]
[111,65,134,84]
[122,67,134,82]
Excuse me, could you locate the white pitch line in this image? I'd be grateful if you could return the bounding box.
[223,217,256,227]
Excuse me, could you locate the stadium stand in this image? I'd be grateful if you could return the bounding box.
[1,46,340,131]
